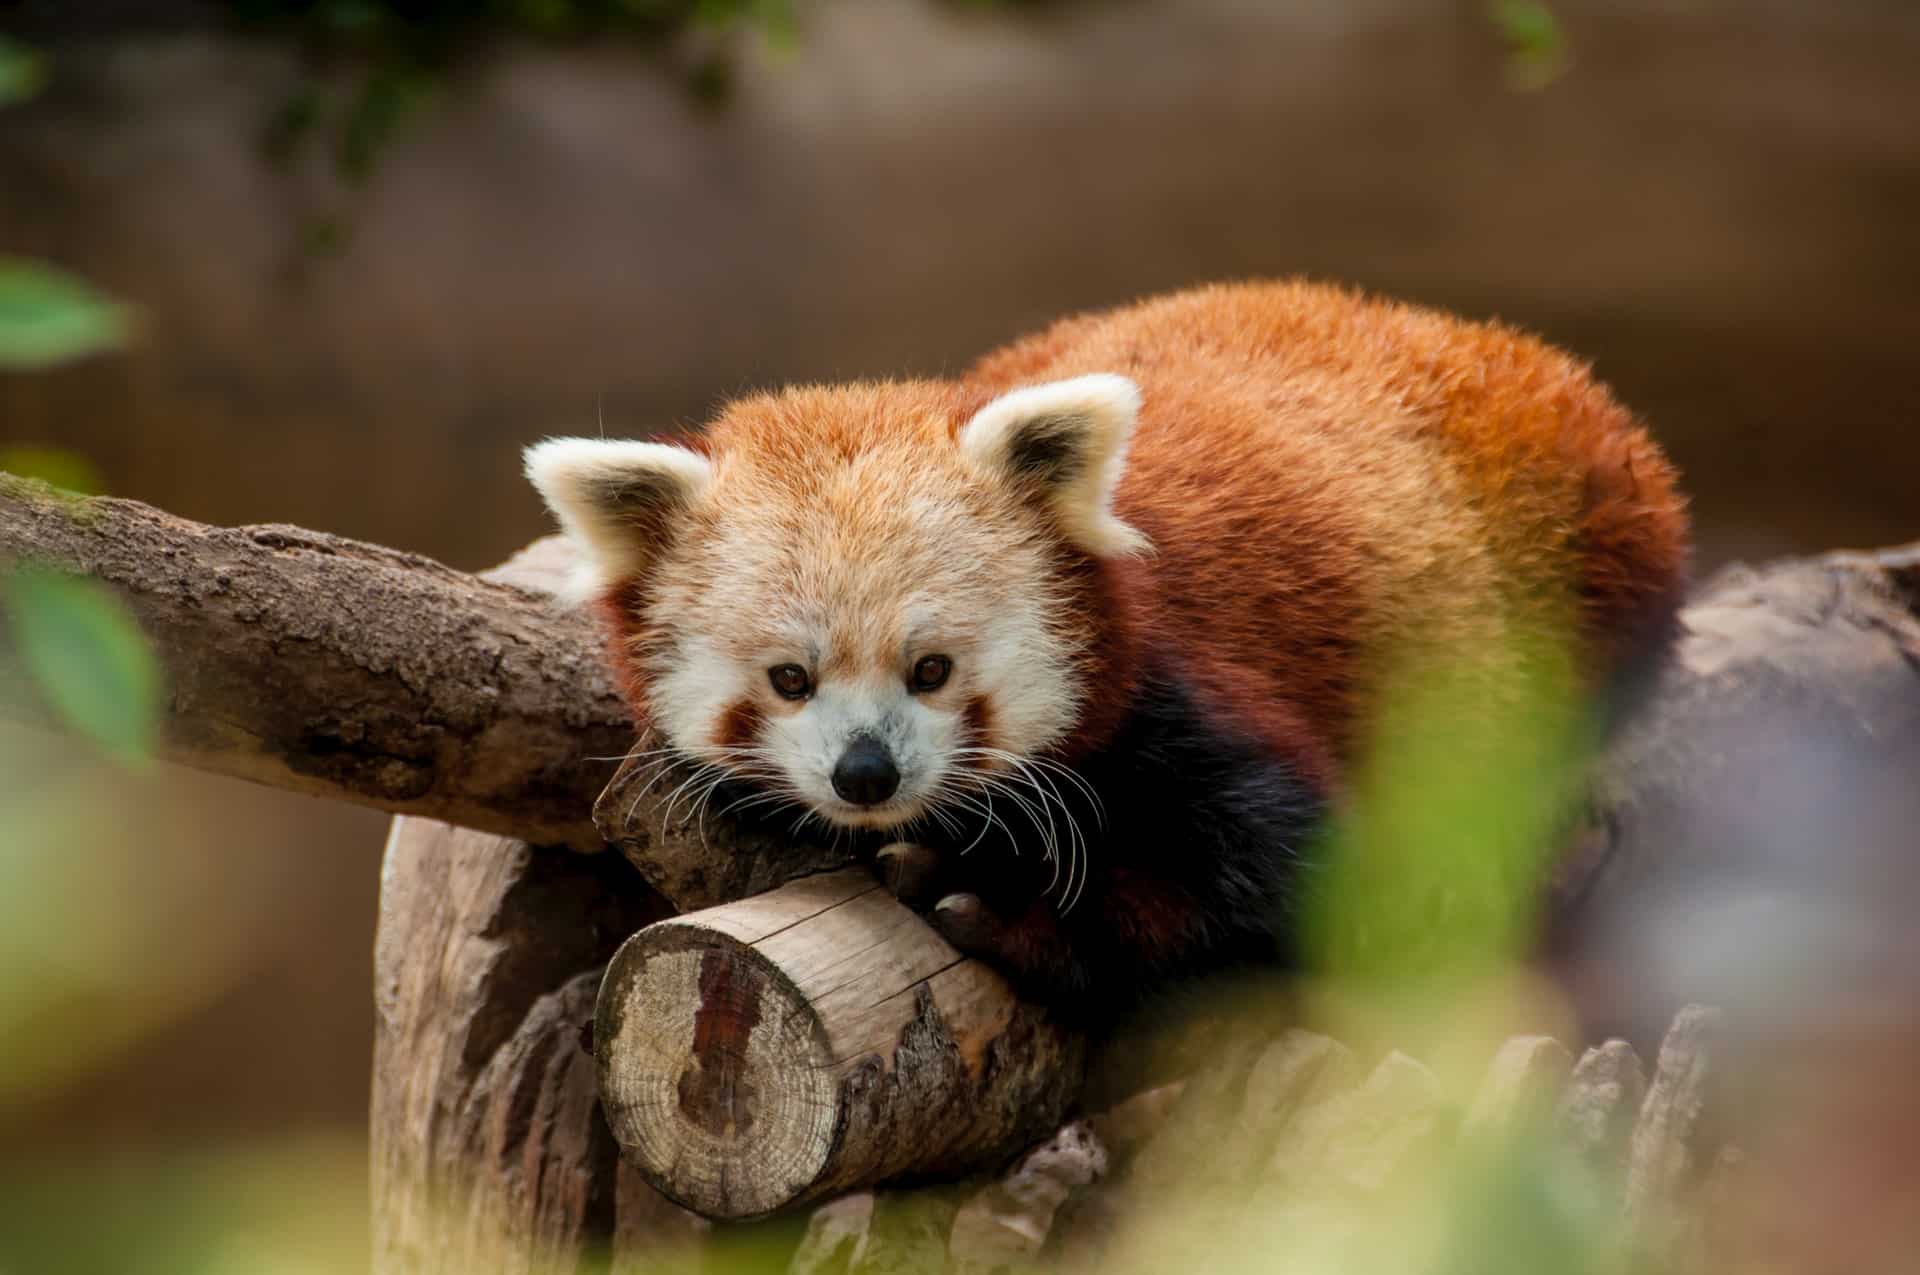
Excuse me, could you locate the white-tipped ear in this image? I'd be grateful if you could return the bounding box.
[523,437,714,601]
[958,373,1150,557]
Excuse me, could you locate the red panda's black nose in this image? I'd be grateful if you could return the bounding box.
[832,736,900,806]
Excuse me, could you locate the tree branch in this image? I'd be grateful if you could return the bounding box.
[0,473,630,849]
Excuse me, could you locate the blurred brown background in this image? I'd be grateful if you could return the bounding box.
[1,0,1915,1253]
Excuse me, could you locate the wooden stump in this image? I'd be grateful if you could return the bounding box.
[595,869,1086,1219]
[369,539,703,1274]
[370,818,676,1273]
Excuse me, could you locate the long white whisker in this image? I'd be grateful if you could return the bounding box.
[657,764,719,844]
[950,772,1050,859]
[1004,755,1089,913]
[624,756,690,825]
[978,762,1062,896]
[933,786,999,856]
[583,744,684,765]
[1025,760,1089,914]
[923,803,962,839]
[952,746,1106,833]
[689,769,741,850]
[713,789,790,823]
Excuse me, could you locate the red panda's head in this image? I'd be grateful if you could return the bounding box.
[526,374,1148,833]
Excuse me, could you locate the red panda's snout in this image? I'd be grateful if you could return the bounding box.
[830,735,900,807]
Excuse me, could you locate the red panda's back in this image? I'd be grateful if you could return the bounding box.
[964,280,1689,764]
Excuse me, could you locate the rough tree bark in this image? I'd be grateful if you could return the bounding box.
[0,474,628,849]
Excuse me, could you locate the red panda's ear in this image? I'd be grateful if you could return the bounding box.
[523,438,713,600]
[958,374,1152,558]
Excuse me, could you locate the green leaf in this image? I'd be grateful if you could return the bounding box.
[2,569,161,763]
[1488,0,1569,91]
[0,259,133,370]
[0,36,48,108]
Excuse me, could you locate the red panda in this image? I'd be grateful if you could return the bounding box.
[527,280,1688,1015]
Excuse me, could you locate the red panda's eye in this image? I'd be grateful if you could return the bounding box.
[910,655,952,693]
[769,664,812,700]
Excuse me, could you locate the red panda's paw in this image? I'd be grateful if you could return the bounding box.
[881,855,1087,1003]
[872,841,947,907]
[931,892,996,953]
[931,893,1086,1006]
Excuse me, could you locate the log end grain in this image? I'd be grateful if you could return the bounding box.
[597,923,842,1219]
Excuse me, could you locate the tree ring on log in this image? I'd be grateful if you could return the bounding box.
[596,923,841,1219]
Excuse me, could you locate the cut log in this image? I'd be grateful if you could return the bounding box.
[0,475,628,848]
[369,818,673,1274]
[594,868,1086,1219]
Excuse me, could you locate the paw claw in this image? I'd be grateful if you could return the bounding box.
[874,841,943,905]
[933,891,994,952]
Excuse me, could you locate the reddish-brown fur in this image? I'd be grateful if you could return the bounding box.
[963,280,1688,774]
[961,696,996,753]
[714,700,763,752]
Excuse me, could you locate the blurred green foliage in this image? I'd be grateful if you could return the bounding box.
[0,31,48,105]
[1431,1131,1625,1275]
[0,259,133,371]
[2,565,162,764]
[1488,0,1568,90]
[0,739,192,1115]
[233,0,801,242]
[1090,1088,1635,1275]
[0,1135,369,1275]
[1303,635,1591,990]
